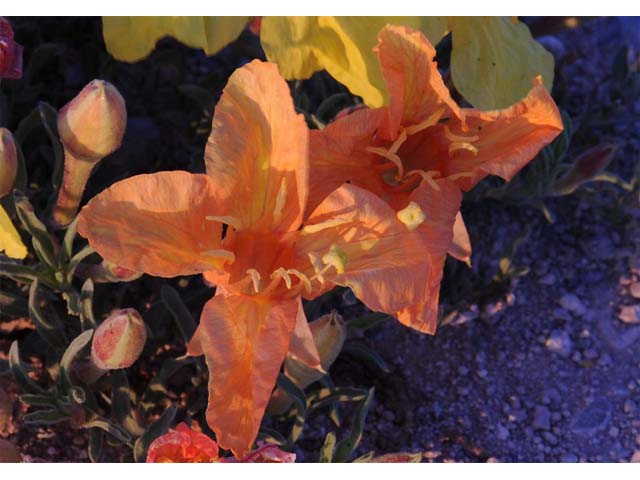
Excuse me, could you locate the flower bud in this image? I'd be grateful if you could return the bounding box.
[551,144,617,196]
[0,17,23,80]
[91,308,147,370]
[52,79,127,227]
[57,79,126,161]
[268,311,347,415]
[0,128,18,198]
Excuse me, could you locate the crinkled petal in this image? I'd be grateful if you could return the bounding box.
[424,77,563,191]
[77,171,224,277]
[102,16,250,63]
[295,184,438,331]
[146,423,219,463]
[376,25,462,139]
[287,298,321,370]
[205,60,308,234]
[187,294,298,456]
[0,205,27,259]
[307,107,384,216]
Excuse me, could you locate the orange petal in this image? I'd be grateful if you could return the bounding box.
[205,60,308,234]
[187,294,298,456]
[395,180,461,333]
[375,25,462,140]
[307,107,385,216]
[287,298,321,370]
[448,211,472,266]
[436,76,563,191]
[77,171,224,277]
[295,184,442,332]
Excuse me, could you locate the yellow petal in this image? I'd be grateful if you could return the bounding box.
[450,17,555,109]
[102,16,250,63]
[0,205,27,259]
[261,16,448,108]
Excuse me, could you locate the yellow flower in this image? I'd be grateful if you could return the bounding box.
[0,205,27,259]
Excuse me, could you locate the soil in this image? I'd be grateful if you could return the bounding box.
[1,16,639,463]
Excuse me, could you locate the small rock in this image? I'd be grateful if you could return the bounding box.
[497,425,509,440]
[584,348,599,360]
[609,426,620,438]
[618,305,640,324]
[559,294,587,316]
[561,453,578,463]
[571,398,612,435]
[539,273,556,285]
[542,432,558,445]
[546,330,573,358]
[509,410,527,423]
[533,406,551,430]
[635,434,640,447]
[631,451,640,463]
[630,283,640,299]
[552,308,573,322]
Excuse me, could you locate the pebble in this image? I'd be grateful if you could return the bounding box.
[552,308,573,322]
[539,273,556,285]
[561,453,578,463]
[559,294,587,316]
[631,451,640,463]
[542,432,558,445]
[635,434,640,447]
[630,283,640,299]
[618,305,640,324]
[546,330,573,358]
[533,406,551,430]
[571,398,612,435]
[584,348,599,360]
[609,426,620,438]
[496,425,509,440]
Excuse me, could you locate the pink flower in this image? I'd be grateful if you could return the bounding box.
[0,17,23,80]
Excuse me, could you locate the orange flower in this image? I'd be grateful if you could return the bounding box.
[77,60,432,456]
[308,25,563,331]
[146,423,295,463]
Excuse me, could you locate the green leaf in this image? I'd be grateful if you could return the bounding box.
[308,386,369,411]
[450,17,555,109]
[65,244,95,285]
[88,428,104,463]
[332,387,375,463]
[342,343,390,375]
[36,102,65,209]
[146,356,195,395]
[28,279,67,349]
[160,284,197,343]
[19,394,58,407]
[347,313,388,333]
[60,217,79,265]
[79,279,96,329]
[319,432,337,463]
[9,341,47,395]
[84,417,133,445]
[59,329,94,392]
[257,426,288,447]
[23,408,69,425]
[276,373,307,443]
[13,190,59,273]
[133,404,177,462]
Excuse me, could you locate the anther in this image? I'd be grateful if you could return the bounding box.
[321,244,349,275]
[396,201,426,231]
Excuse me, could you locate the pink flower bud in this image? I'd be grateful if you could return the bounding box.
[551,144,617,196]
[91,308,147,370]
[0,17,23,80]
[57,79,127,161]
[0,128,18,198]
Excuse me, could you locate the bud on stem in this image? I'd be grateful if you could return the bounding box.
[0,128,18,198]
[52,79,126,228]
[91,308,147,371]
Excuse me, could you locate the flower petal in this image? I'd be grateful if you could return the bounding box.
[205,60,308,234]
[295,184,444,332]
[187,294,298,456]
[0,205,27,260]
[450,17,555,110]
[77,171,224,277]
[102,16,250,63]
[307,107,384,216]
[146,422,219,463]
[448,211,472,266]
[288,299,321,370]
[375,25,462,139]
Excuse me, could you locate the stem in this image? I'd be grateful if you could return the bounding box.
[52,149,100,229]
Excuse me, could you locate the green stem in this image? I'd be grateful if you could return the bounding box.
[52,150,99,229]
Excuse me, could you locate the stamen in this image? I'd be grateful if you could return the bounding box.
[273,178,287,225]
[302,217,351,235]
[271,267,292,289]
[245,268,261,293]
[366,147,404,180]
[200,249,236,265]
[206,215,241,229]
[448,142,479,156]
[405,108,446,136]
[444,125,479,143]
[405,169,442,191]
[285,269,313,294]
[397,201,426,231]
[321,244,349,275]
[308,252,328,284]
